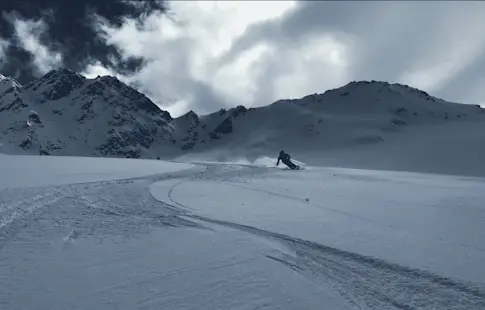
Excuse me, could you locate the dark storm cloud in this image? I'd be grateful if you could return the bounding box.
[0,0,167,83]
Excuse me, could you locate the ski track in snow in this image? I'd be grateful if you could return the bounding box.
[186,215,485,310]
[161,164,485,310]
[1,163,485,309]
[0,168,204,252]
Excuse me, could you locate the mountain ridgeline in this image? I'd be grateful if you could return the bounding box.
[0,69,483,160]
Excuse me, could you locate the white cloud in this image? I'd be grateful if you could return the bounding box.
[397,6,485,93]
[11,17,62,75]
[90,1,298,117]
[272,35,352,101]
[89,1,485,117]
[82,62,116,79]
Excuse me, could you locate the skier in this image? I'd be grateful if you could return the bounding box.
[276,150,299,170]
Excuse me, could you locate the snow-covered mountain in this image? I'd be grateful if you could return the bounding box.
[175,80,485,176]
[0,69,261,158]
[194,80,483,153]
[1,69,485,175]
[0,69,173,158]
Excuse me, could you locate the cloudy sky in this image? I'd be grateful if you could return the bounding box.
[1,1,485,117]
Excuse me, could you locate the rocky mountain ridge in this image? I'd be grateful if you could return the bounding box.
[0,69,483,159]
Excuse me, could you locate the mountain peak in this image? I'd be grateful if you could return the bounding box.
[0,74,22,102]
[0,73,22,89]
[307,79,440,106]
[341,80,433,98]
[182,110,198,119]
[96,75,127,89]
[40,68,86,83]
[23,68,86,102]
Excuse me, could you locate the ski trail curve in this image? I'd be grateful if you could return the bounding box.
[152,164,485,310]
[183,214,485,310]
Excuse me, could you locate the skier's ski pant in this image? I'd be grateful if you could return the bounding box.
[282,159,297,169]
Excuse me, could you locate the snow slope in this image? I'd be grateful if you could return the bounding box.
[175,82,485,177]
[2,155,485,309]
[0,154,193,189]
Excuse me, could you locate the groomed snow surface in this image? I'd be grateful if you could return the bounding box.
[1,154,485,309]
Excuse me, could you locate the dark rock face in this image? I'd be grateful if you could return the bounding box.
[25,68,86,102]
[19,137,32,149]
[83,80,106,97]
[77,100,98,123]
[83,76,172,157]
[209,116,233,140]
[0,95,27,112]
[180,111,200,150]
[96,76,171,120]
[0,85,17,96]
[19,124,35,150]
[98,135,140,158]
[28,111,42,124]
[39,148,50,155]
[214,117,233,134]
[97,121,156,158]
[232,105,247,118]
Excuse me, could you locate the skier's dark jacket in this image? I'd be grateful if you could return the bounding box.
[277,151,291,166]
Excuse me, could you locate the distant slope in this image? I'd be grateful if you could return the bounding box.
[2,69,485,176]
[175,81,485,177]
[181,80,483,154]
